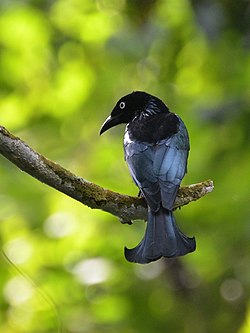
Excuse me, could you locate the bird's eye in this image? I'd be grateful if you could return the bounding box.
[119,101,126,109]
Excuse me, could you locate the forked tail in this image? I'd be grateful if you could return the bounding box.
[125,207,196,264]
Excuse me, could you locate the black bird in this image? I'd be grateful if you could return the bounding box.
[100,91,196,264]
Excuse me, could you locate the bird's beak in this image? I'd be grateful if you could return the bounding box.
[100,115,121,135]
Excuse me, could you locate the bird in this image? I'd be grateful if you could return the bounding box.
[100,91,196,264]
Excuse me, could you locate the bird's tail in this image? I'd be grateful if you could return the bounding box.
[124,207,196,264]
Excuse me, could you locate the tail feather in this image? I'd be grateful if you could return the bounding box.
[124,208,196,264]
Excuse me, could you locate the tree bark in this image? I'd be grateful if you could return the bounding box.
[0,125,214,224]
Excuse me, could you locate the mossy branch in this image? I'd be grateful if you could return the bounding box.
[0,125,214,224]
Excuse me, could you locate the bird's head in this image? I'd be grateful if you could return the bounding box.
[100,91,169,135]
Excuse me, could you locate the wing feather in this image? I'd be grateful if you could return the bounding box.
[124,117,189,212]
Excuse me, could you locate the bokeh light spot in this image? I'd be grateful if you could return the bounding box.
[4,276,33,305]
[220,278,243,302]
[72,257,112,285]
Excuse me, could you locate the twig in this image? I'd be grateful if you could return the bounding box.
[0,125,214,223]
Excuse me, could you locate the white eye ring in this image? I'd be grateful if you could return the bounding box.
[119,101,126,109]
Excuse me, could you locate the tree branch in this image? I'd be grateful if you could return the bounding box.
[0,125,214,224]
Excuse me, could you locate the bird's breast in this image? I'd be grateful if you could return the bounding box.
[124,125,133,145]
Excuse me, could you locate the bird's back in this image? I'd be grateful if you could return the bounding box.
[124,113,189,211]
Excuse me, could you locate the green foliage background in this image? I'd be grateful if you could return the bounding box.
[0,0,250,332]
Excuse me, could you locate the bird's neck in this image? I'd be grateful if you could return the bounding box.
[126,112,179,143]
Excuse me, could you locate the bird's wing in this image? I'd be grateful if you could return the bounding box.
[124,117,189,212]
[124,140,161,211]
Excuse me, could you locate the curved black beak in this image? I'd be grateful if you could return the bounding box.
[100,115,121,135]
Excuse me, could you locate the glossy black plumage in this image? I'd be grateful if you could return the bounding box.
[100,91,196,264]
